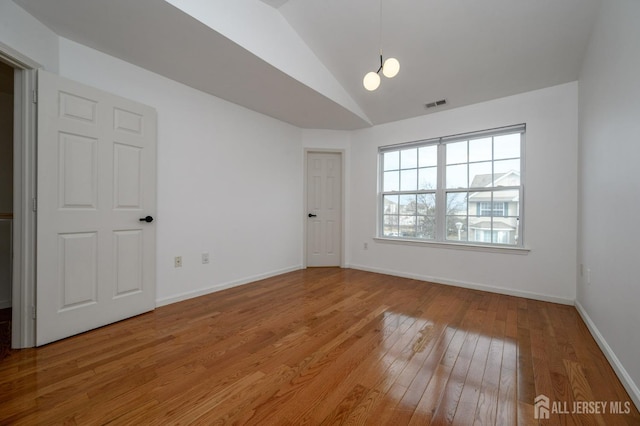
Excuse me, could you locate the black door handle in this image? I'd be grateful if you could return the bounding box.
[308,213,317,218]
[139,215,154,223]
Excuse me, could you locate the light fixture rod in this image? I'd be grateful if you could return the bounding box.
[362,0,400,91]
[379,0,383,51]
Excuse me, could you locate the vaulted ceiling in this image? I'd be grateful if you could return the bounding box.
[14,0,602,130]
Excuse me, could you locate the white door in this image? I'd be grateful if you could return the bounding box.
[306,152,342,267]
[36,70,156,346]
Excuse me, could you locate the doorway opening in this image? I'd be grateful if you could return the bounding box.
[0,42,38,350]
[0,60,14,358]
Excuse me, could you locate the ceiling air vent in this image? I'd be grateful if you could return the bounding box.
[425,99,447,109]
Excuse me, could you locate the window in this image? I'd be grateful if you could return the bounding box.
[478,202,506,217]
[379,124,524,247]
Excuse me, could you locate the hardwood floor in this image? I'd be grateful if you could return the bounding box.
[0,268,638,425]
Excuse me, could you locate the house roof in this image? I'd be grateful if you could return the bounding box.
[470,173,505,188]
[470,170,521,188]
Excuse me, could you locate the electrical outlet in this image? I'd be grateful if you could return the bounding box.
[174,256,182,268]
[202,252,210,264]
[364,242,368,250]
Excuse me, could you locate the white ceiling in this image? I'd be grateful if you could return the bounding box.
[14,0,602,130]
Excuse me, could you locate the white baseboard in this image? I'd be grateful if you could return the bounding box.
[347,263,574,305]
[155,265,303,307]
[575,301,640,411]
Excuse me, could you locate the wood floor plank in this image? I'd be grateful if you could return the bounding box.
[472,294,506,426]
[1,268,638,425]
[426,294,487,424]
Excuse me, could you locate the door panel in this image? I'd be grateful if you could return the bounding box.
[58,232,97,310]
[113,143,142,209]
[59,132,98,208]
[113,230,143,297]
[37,70,156,346]
[306,152,342,267]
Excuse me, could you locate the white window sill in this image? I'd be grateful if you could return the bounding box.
[373,237,530,255]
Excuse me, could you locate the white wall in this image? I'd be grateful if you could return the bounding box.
[577,0,640,406]
[0,0,58,70]
[58,38,304,305]
[348,82,579,304]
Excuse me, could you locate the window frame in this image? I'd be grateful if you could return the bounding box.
[378,124,526,249]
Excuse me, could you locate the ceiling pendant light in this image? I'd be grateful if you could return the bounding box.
[363,71,381,91]
[382,57,400,78]
[362,0,400,91]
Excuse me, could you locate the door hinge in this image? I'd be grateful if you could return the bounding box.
[32,198,37,212]
[31,305,37,320]
[32,90,38,104]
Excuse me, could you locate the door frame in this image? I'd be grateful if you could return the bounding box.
[303,149,346,268]
[0,41,39,348]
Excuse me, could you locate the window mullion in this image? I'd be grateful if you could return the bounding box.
[378,152,384,237]
[436,142,446,242]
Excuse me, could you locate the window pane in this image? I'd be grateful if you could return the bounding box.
[418,145,437,167]
[468,191,491,216]
[446,216,467,241]
[494,159,520,185]
[383,171,399,192]
[383,151,400,171]
[492,217,518,244]
[399,194,416,214]
[383,215,399,237]
[418,167,437,190]
[384,214,398,225]
[469,137,492,162]
[493,190,519,217]
[469,161,492,188]
[446,164,467,189]
[446,141,467,164]
[383,195,399,214]
[417,216,436,239]
[399,216,416,237]
[383,225,397,237]
[494,133,520,160]
[401,148,418,169]
[400,169,417,191]
[417,193,436,215]
[446,192,467,215]
[468,217,492,243]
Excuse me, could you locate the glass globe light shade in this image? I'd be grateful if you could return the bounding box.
[363,71,381,91]
[382,57,400,78]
